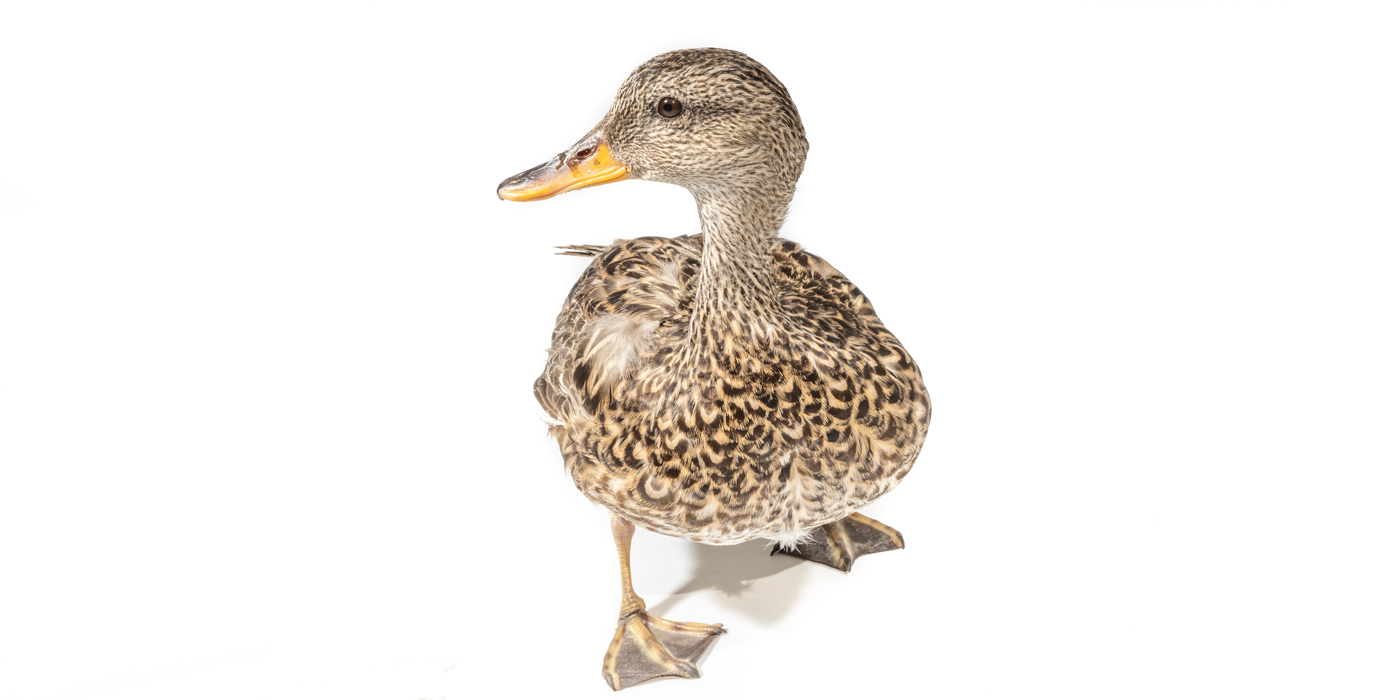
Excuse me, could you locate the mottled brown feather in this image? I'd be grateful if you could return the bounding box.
[536,235,929,544]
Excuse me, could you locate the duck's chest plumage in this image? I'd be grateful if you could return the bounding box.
[534,235,929,545]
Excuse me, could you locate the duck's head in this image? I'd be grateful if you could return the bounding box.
[497,48,808,229]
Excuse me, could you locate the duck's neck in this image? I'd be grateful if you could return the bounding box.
[687,186,789,366]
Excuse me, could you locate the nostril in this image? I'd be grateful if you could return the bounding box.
[576,145,596,159]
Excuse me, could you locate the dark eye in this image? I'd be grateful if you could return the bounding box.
[657,97,683,119]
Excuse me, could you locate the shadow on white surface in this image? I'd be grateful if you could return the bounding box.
[646,539,810,627]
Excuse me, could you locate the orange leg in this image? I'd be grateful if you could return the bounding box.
[601,514,726,691]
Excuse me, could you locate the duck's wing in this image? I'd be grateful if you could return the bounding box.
[771,238,930,489]
[534,235,703,427]
[772,238,917,365]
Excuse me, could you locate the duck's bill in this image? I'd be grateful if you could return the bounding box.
[496,140,631,202]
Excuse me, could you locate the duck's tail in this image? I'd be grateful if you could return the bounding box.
[554,244,606,258]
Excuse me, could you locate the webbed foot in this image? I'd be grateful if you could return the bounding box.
[602,611,725,691]
[773,512,905,572]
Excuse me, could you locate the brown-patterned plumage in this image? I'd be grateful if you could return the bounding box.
[512,49,931,547]
[536,234,929,545]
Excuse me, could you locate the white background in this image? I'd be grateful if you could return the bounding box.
[2,2,1397,698]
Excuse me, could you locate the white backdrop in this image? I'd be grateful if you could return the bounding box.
[2,2,1397,698]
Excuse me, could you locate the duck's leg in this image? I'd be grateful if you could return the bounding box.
[601,514,726,691]
[773,512,905,572]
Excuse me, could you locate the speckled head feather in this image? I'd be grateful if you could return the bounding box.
[602,49,808,230]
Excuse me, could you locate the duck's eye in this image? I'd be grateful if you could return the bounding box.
[657,97,683,119]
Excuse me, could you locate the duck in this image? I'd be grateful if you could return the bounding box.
[496,48,930,691]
